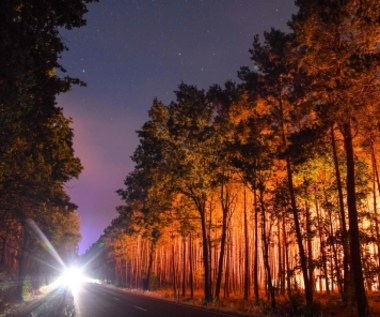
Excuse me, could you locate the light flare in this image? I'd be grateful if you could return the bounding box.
[26,219,66,268]
[54,266,86,295]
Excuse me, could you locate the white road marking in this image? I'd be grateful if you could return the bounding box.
[134,305,148,312]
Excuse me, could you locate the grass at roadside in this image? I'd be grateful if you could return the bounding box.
[111,286,380,317]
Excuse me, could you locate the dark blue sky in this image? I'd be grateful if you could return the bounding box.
[58,0,297,254]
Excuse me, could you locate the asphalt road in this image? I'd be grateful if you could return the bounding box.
[11,283,248,317]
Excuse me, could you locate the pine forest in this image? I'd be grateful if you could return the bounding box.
[0,0,379,316]
[83,1,380,316]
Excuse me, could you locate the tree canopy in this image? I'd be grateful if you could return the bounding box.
[84,1,379,316]
[0,0,96,301]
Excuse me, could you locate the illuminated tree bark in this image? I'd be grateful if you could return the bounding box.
[189,233,194,298]
[330,126,350,301]
[259,186,276,309]
[215,182,232,299]
[253,186,260,302]
[182,237,186,297]
[279,96,313,307]
[371,145,380,287]
[305,200,314,294]
[343,121,369,316]
[282,210,291,298]
[243,188,250,300]
[315,199,330,293]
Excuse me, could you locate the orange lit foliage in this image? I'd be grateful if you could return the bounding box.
[85,1,379,313]
[87,84,379,308]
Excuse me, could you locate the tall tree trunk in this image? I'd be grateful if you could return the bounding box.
[279,97,312,308]
[259,186,276,310]
[171,237,177,298]
[215,182,229,299]
[199,200,212,302]
[224,230,231,299]
[182,237,187,297]
[277,217,284,295]
[136,237,141,287]
[285,157,313,307]
[342,121,369,316]
[126,260,131,288]
[144,240,156,290]
[243,187,250,300]
[122,259,126,287]
[253,185,260,303]
[0,235,7,266]
[325,191,343,295]
[189,233,194,298]
[305,200,314,294]
[208,199,213,298]
[17,225,29,301]
[283,210,291,298]
[315,199,330,293]
[372,143,380,200]
[371,145,380,289]
[331,126,351,301]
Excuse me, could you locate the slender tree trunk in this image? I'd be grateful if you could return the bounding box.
[17,225,29,301]
[126,260,131,288]
[208,200,213,299]
[144,240,156,290]
[286,157,312,307]
[372,144,380,200]
[370,145,380,289]
[259,186,276,310]
[305,200,314,294]
[199,200,212,302]
[189,233,194,298]
[171,237,177,298]
[315,199,330,293]
[0,235,7,266]
[326,191,343,295]
[372,146,380,288]
[136,237,141,287]
[182,237,186,297]
[224,230,231,299]
[278,97,312,308]
[282,211,291,298]
[122,259,126,286]
[253,185,259,303]
[243,187,250,300]
[331,126,351,301]
[215,182,229,299]
[329,251,335,292]
[277,218,284,295]
[342,121,369,316]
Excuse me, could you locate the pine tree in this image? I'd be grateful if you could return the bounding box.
[0,0,95,298]
[291,1,379,315]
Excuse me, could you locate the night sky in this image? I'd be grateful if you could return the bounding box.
[58,0,297,254]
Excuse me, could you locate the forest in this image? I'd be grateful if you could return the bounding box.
[83,1,380,316]
[0,0,378,316]
[0,0,96,312]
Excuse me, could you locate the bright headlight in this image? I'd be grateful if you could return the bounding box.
[58,266,85,292]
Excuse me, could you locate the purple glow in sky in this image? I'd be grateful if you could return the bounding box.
[58,0,297,254]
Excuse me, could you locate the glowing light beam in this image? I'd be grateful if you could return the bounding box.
[26,219,66,269]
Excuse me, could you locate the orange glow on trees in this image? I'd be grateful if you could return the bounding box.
[83,1,379,315]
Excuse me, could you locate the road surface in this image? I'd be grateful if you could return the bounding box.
[11,283,249,317]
